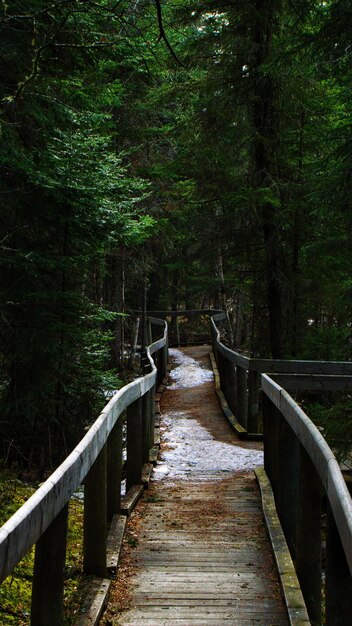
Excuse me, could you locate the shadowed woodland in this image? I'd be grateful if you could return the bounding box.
[1,0,352,469]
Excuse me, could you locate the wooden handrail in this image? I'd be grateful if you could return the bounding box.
[0,317,168,621]
[261,373,352,623]
[210,310,352,623]
[262,373,352,571]
[210,312,352,434]
[211,314,352,375]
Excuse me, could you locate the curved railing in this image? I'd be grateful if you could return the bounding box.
[0,317,168,625]
[262,374,352,624]
[210,311,352,624]
[211,311,352,435]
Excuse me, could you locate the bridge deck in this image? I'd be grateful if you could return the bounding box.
[103,346,289,625]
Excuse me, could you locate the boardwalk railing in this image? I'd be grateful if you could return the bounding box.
[210,310,352,624]
[146,309,222,346]
[0,316,168,626]
[211,311,352,435]
[262,375,352,625]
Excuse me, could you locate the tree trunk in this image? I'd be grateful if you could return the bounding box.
[250,0,285,358]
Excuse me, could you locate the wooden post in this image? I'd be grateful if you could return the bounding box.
[149,385,156,449]
[217,351,224,389]
[221,354,229,400]
[162,343,168,380]
[83,444,107,577]
[247,370,260,433]
[146,319,152,346]
[262,392,280,496]
[107,417,123,523]
[211,324,219,367]
[325,501,352,625]
[156,349,163,388]
[236,365,248,429]
[142,390,151,463]
[31,505,68,626]
[222,360,236,414]
[126,397,143,491]
[295,443,322,625]
[276,415,298,558]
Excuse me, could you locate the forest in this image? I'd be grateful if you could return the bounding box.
[1,0,351,470]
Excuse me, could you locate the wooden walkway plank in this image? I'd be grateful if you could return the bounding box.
[101,346,291,626]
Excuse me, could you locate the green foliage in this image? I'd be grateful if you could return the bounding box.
[0,471,86,625]
[0,0,156,467]
[307,398,352,463]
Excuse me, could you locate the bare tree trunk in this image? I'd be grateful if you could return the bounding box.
[251,0,285,358]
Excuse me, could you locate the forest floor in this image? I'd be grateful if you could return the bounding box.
[101,345,288,625]
[0,471,85,625]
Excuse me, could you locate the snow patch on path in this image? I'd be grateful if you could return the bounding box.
[153,411,263,480]
[167,348,214,389]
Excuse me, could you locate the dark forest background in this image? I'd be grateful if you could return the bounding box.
[1,0,351,468]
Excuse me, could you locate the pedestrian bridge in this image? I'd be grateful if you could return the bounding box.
[0,311,352,625]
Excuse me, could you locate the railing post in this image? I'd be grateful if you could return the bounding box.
[295,443,322,625]
[262,392,280,496]
[247,370,260,433]
[224,361,237,415]
[211,328,219,368]
[217,350,224,388]
[162,342,168,380]
[83,444,107,577]
[156,349,163,388]
[276,415,298,557]
[146,319,152,346]
[142,389,151,462]
[325,501,352,625]
[107,416,123,523]
[126,397,143,490]
[149,384,156,450]
[236,365,248,429]
[31,505,69,626]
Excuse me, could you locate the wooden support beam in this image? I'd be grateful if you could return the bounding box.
[325,502,352,625]
[236,365,248,429]
[262,394,280,496]
[31,505,68,626]
[295,444,322,625]
[83,444,107,577]
[126,397,143,491]
[277,415,298,559]
[107,416,123,524]
[142,390,151,463]
[248,370,261,433]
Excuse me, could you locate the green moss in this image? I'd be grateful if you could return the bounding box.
[0,472,87,625]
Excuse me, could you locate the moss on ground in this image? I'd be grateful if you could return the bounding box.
[0,471,87,625]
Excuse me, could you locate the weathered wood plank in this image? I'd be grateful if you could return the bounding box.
[255,468,310,625]
[75,578,111,626]
[106,514,127,577]
[107,346,289,626]
[120,485,144,517]
[142,462,153,486]
[149,445,159,464]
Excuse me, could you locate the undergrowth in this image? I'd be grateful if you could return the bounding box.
[0,471,86,625]
[306,396,352,463]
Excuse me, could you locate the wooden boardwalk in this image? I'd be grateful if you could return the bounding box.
[103,346,289,625]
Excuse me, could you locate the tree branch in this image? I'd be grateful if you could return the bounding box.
[154,0,186,68]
